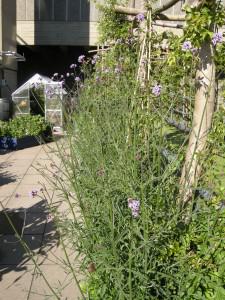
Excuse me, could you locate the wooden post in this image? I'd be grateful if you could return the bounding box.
[179,40,216,205]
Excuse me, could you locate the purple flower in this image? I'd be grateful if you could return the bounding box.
[29,189,38,198]
[60,75,64,79]
[70,63,77,68]
[75,76,81,82]
[182,41,192,51]
[47,214,54,221]
[66,72,70,77]
[92,54,99,64]
[78,55,85,63]
[128,198,140,218]
[114,67,121,74]
[212,32,223,46]
[152,84,161,96]
[136,13,145,22]
[96,76,100,82]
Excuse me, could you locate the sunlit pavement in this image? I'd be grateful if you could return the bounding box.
[0,142,81,300]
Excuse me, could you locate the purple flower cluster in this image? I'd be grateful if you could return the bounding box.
[70,63,77,69]
[47,214,54,221]
[152,84,161,96]
[136,13,145,22]
[78,55,85,63]
[29,189,38,198]
[91,54,99,65]
[182,41,192,51]
[128,198,140,218]
[212,32,223,46]
[75,76,81,82]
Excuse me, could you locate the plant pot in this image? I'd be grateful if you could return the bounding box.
[0,136,17,150]
[0,135,44,151]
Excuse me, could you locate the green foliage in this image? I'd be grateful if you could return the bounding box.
[97,0,134,43]
[7,115,47,138]
[53,38,225,298]
[0,120,10,136]
[215,42,225,76]
[201,108,225,194]
[63,50,183,299]
[184,2,225,47]
[48,1,225,299]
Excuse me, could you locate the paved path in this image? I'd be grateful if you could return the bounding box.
[0,143,81,300]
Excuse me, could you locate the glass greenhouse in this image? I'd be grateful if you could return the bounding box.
[12,73,67,130]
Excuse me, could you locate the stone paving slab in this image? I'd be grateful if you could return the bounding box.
[29,265,81,300]
[20,174,47,185]
[0,183,19,198]
[0,266,35,300]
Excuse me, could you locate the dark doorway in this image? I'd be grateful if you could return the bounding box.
[17,45,94,85]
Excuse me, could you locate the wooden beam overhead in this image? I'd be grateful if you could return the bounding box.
[114,5,144,16]
[114,3,185,22]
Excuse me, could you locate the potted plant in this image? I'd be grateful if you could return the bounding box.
[0,115,50,150]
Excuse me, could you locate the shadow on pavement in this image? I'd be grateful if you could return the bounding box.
[0,199,59,282]
[0,161,18,186]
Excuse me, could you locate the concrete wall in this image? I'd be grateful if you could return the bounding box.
[16,0,185,47]
[17,0,100,46]
[0,0,17,100]
[15,0,199,46]
[14,0,225,47]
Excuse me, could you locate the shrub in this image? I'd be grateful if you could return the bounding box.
[0,120,10,136]
[8,115,48,138]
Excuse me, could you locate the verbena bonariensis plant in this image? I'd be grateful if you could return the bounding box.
[44,32,225,299]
